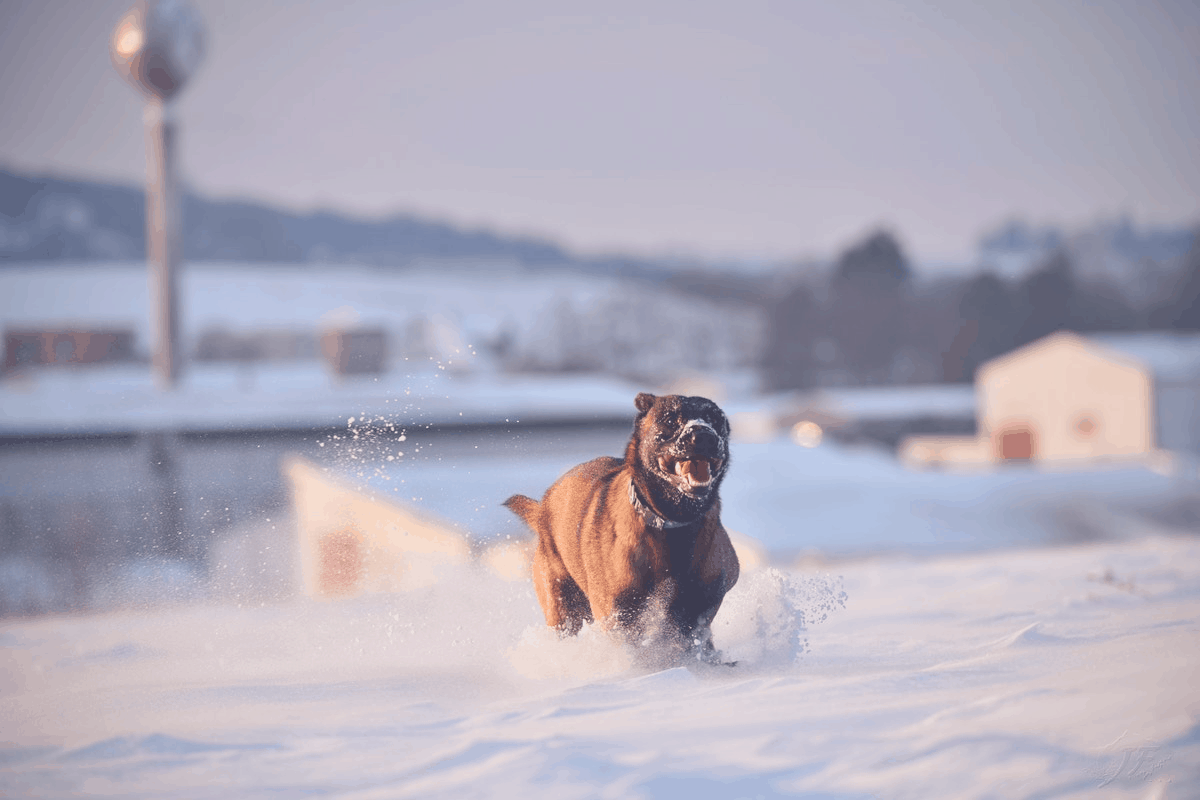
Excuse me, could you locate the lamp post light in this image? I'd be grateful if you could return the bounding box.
[110,0,205,389]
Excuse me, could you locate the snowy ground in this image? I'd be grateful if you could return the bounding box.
[4,263,1199,796]
[2,531,1198,798]
[0,262,764,400]
[0,362,649,436]
[342,426,1196,559]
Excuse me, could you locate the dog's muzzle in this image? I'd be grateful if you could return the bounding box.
[658,421,725,493]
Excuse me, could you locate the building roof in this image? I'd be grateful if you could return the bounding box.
[980,330,1200,385]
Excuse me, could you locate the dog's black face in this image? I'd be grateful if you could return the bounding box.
[627,393,731,525]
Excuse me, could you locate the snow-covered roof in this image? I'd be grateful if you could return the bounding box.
[980,331,1200,385]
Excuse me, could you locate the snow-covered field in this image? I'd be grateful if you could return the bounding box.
[0,361,647,436]
[0,262,764,390]
[0,260,766,436]
[367,432,1196,559]
[3,261,1199,796]
[4,383,1199,796]
[3,532,1197,798]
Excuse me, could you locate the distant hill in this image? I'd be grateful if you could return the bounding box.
[0,167,576,268]
[0,166,781,308]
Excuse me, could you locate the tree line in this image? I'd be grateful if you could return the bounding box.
[761,228,1200,391]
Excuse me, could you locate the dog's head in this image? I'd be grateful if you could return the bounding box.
[626,392,731,525]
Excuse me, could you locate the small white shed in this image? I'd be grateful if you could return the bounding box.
[901,330,1200,467]
[978,332,1149,461]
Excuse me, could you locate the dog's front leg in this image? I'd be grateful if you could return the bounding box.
[588,586,645,639]
[676,599,735,665]
[532,544,592,636]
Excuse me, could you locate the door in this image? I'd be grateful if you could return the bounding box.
[996,425,1035,461]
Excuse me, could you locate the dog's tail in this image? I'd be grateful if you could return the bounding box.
[503,494,540,529]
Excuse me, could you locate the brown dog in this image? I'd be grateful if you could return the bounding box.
[505,393,739,661]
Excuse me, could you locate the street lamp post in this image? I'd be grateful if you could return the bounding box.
[110,0,205,389]
[110,1,205,565]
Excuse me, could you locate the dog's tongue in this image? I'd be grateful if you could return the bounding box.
[679,459,711,483]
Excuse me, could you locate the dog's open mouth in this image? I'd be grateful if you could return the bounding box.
[658,456,723,490]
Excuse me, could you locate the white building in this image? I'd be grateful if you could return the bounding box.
[901,331,1200,468]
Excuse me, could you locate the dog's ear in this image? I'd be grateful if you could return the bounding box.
[634,392,657,415]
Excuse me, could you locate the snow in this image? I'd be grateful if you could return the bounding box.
[2,534,1196,797]
[0,262,765,382]
[350,430,1191,559]
[4,262,1199,796]
[0,362,646,436]
[794,384,977,423]
[721,439,1189,557]
[3,422,1198,796]
[0,263,655,435]
[0,261,763,436]
[3,398,1198,796]
[0,262,620,347]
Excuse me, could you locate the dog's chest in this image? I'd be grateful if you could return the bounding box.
[662,528,703,580]
[625,526,702,588]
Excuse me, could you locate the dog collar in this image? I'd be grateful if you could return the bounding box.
[628,480,690,530]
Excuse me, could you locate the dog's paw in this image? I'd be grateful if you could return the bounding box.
[688,638,737,668]
[700,653,738,668]
[687,654,739,675]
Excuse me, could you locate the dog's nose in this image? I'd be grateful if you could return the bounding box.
[683,424,721,453]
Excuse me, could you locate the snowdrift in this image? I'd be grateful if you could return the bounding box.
[3,534,1197,798]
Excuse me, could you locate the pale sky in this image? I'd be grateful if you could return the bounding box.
[1,0,1196,264]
